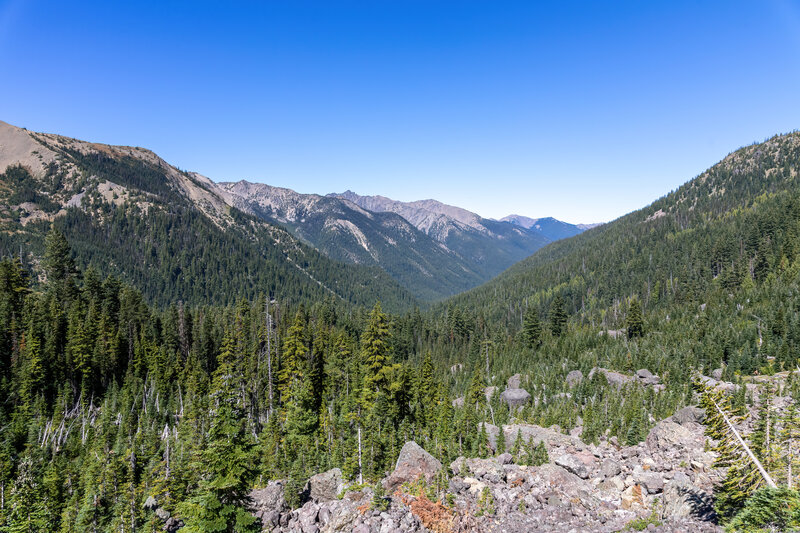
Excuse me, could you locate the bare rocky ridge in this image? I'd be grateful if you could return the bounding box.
[244,408,723,533]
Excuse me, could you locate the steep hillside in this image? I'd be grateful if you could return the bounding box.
[501,215,585,241]
[446,132,800,329]
[221,180,485,301]
[330,190,551,281]
[0,121,414,310]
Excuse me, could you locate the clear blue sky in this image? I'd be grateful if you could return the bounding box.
[3,1,800,223]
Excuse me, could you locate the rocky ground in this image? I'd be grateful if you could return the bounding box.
[241,404,722,533]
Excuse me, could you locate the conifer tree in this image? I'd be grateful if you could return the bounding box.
[549,295,567,338]
[495,425,506,455]
[626,298,644,339]
[522,307,542,348]
[177,334,260,532]
[279,311,307,405]
[4,457,48,533]
[361,302,391,394]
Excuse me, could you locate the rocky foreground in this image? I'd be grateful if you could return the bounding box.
[241,405,721,533]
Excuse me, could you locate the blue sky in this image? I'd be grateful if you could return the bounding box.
[2,1,800,223]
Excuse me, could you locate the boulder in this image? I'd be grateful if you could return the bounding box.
[554,452,593,479]
[297,501,319,532]
[671,406,705,426]
[383,441,442,492]
[588,367,632,388]
[635,369,660,385]
[633,467,664,494]
[621,484,645,509]
[565,370,583,387]
[528,464,599,511]
[711,368,723,381]
[249,480,289,515]
[507,373,522,389]
[600,458,621,478]
[645,420,695,453]
[662,477,715,520]
[484,386,498,401]
[452,396,464,408]
[501,388,531,409]
[449,456,507,483]
[164,517,183,533]
[308,468,342,502]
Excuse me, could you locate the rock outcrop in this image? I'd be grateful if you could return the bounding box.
[383,441,443,491]
[252,417,723,533]
[501,388,532,409]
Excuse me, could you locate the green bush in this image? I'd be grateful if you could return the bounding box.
[726,487,800,532]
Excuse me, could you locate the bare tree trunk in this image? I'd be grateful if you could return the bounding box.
[358,425,363,485]
[710,396,777,488]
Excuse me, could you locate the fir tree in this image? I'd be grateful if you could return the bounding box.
[177,334,260,532]
[522,307,542,348]
[626,298,644,339]
[549,295,567,338]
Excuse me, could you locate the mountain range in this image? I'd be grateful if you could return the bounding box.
[0,120,585,305]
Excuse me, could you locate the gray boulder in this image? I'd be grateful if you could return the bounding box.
[501,388,531,409]
[566,370,583,387]
[249,480,289,515]
[308,467,342,502]
[646,420,695,452]
[600,458,621,478]
[662,477,715,520]
[554,453,592,479]
[672,406,705,426]
[507,373,522,389]
[635,369,661,385]
[383,441,442,491]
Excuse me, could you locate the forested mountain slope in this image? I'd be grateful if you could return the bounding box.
[221,180,485,301]
[0,121,414,310]
[447,132,800,329]
[330,190,553,280]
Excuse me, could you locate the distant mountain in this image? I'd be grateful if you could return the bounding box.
[577,222,604,231]
[220,181,485,302]
[500,215,584,241]
[0,120,414,310]
[329,191,551,285]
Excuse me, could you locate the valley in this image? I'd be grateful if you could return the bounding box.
[1,123,799,532]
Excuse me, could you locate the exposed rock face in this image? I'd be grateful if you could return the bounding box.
[383,441,442,491]
[308,468,343,503]
[507,373,522,389]
[501,388,532,408]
